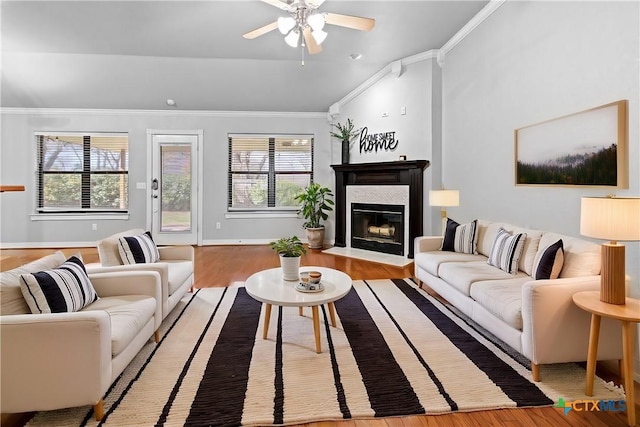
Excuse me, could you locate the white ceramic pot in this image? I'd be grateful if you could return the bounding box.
[279,255,300,281]
[305,227,325,249]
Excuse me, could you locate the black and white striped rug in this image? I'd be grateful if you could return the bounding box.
[28,279,624,426]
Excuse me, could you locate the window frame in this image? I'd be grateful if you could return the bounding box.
[228,133,314,212]
[34,131,129,215]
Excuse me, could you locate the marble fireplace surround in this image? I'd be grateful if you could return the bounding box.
[330,160,429,259]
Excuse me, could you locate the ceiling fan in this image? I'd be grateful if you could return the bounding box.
[243,0,375,55]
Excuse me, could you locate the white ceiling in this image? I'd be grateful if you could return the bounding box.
[1,0,489,112]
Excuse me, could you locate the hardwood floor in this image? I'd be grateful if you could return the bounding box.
[1,245,638,426]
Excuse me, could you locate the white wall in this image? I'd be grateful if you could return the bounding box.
[442,0,639,293]
[333,57,441,235]
[441,0,639,377]
[0,110,331,246]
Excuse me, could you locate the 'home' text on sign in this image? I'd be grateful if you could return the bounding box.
[359,127,399,153]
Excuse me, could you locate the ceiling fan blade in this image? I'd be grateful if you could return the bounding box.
[242,21,279,39]
[307,0,326,7]
[261,0,290,11]
[325,13,375,32]
[303,27,322,55]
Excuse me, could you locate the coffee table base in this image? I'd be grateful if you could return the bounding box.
[262,302,338,353]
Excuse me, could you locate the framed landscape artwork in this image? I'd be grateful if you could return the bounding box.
[515,100,628,188]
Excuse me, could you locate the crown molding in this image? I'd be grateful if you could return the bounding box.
[438,0,507,67]
[329,0,507,115]
[0,107,326,119]
[329,50,439,120]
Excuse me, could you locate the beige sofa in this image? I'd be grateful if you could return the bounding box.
[86,228,194,319]
[414,219,623,381]
[0,251,162,420]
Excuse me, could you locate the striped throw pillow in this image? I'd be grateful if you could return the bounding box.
[487,227,527,274]
[20,256,99,313]
[118,231,160,264]
[442,218,478,254]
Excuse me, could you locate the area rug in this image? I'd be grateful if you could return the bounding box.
[27,278,624,426]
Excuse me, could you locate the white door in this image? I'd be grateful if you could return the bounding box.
[148,131,201,245]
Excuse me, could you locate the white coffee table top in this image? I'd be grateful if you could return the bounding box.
[245,266,352,307]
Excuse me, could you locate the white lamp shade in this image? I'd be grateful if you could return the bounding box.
[307,13,325,31]
[278,16,296,35]
[429,190,460,207]
[580,197,640,241]
[284,30,300,47]
[312,29,327,45]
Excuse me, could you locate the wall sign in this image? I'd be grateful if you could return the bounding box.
[359,127,399,153]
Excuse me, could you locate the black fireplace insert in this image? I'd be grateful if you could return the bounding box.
[351,203,404,256]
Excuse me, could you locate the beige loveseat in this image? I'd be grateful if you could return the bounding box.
[0,251,162,419]
[85,228,194,319]
[414,219,623,381]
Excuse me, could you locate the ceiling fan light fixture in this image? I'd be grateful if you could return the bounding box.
[307,13,325,31]
[277,16,296,35]
[284,29,300,48]
[312,29,327,45]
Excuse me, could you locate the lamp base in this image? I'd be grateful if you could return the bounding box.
[600,243,626,305]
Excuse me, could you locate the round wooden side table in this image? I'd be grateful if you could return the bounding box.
[572,291,640,426]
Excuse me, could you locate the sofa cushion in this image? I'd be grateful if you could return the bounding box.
[438,261,527,296]
[539,232,600,277]
[533,239,564,280]
[442,218,478,254]
[97,228,146,266]
[470,278,531,330]
[20,256,99,314]
[166,260,194,295]
[118,231,160,264]
[414,251,486,277]
[83,295,156,356]
[476,221,502,258]
[487,228,527,274]
[1,251,67,315]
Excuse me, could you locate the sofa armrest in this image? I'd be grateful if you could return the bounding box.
[158,245,194,262]
[521,276,622,364]
[414,236,443,254]
[0,311,112,412]
[90,271,163,330]
[87,263,169,304]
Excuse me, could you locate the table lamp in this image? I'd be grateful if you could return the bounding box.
[429,189,460,235]
[580,196,640,304]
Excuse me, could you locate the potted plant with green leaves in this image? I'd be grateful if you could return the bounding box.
[330,118,362,164]
[270,235,306,281]
[294,182,334,249]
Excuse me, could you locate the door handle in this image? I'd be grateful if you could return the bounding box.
[151,178,159,190]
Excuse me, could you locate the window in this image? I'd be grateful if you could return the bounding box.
[35,132,129,213]
[228,134,313,210]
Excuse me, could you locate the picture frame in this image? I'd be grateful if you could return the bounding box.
[515,100,628,188]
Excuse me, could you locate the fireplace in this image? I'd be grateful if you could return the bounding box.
[351,203,405,256]
[331,160,429,259]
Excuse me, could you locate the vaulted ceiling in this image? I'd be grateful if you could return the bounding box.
[1,1,489,112]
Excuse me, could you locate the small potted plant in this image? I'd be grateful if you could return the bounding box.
[330,118,362,164]
[269,236,306,280]
[294,183,334,249]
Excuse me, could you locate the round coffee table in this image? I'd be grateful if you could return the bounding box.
[245,266,352,353]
